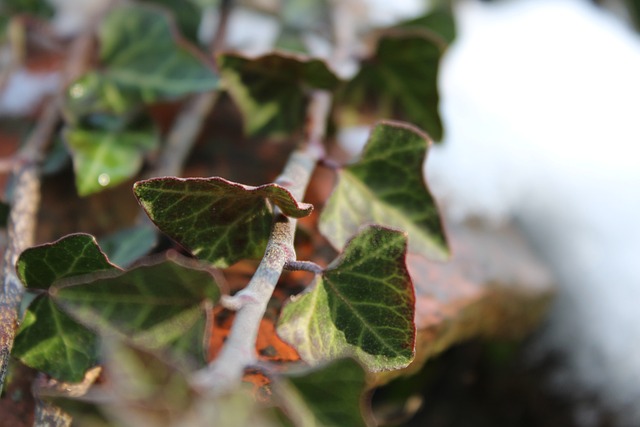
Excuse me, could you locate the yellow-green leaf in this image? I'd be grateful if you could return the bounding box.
[320,121,449,261]
[278,225,415,371]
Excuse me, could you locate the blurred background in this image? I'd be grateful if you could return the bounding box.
[1,0,640,426]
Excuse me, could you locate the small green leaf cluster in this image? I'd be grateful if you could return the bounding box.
[63,4,219,196]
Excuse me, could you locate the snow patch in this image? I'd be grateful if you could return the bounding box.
[425,0,640,423]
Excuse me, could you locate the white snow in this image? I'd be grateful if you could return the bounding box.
[339,0,640,423]
[361,0,429,27]
[424,0,640,424]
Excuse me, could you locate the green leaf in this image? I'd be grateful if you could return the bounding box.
[1,0,53,17]
[319,121,448,261]
[278,225,415,371]
[99,4,218,100]
[397,3,456,45]
[278,358,370,427]
[281,0,330,33]
[98,338,195,419]
[134,176,313,267]
[219,52,340,137]
[64,121,159,197]
[64,72,141,127]
[626,0,640,31]
[13,234,118,381]
[88,338,279,426]
[339,31,445,141]
[17,233,118,290]
[42,137,72,176]
[51,255,220,364]
[98,224,158,268]
[13,296,99,382]
[143,0,202,43]
[276,0,331,53]
[164,314,209,368]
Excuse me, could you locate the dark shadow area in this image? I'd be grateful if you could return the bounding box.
[374,339,615,427]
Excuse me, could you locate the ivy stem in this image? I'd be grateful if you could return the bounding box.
[283,260,325,274]
[191,0,358,396]
[191,90,331,395]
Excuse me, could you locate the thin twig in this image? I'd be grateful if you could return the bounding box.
[151,93,220,178]
[283,260,324,274]
[149,0,233,180]
[209,0,233,60]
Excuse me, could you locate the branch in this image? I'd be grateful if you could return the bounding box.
[0,102,56,394]
[149,0,232,180]
[191,91,331,394]
[0,33,93,394]
[284,260,324,274]
[151,92,220,178]
[190,0,360,395]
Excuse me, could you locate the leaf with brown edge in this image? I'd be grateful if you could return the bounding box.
[99,4,218,100]
[278,225,415,372]
[320,121,449,262]
[276,358,371,427]
[219,52,340,137]
[337,30,445,141]
[370,222,555,388]
[50,254,220,367]
[16,233,119,290]
[13,233,119,381]
[134,176,313,267]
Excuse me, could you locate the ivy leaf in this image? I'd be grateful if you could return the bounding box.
[13,234,117,381]
[16,233,119,290]
[13,297,99,382]
[0,0,53,19]
[64,121,159,197]
[51,255,220,366]
[95,338,196,425]
[70,338,280,426]
[338,31,445,141]
[281,0,330,33]
[319,121,449,261]
[62,3,219,197]
[397,2,456,45]
[63,72,141,127]
[219,52,340,137]
[278,225,415,371]
[134,177,313,267]
[98,223,158,268]
[166,314,210,368]
[276,0,331,53]
[277,358,370,427]
[100,4,218,100]
[143,0,202,43]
